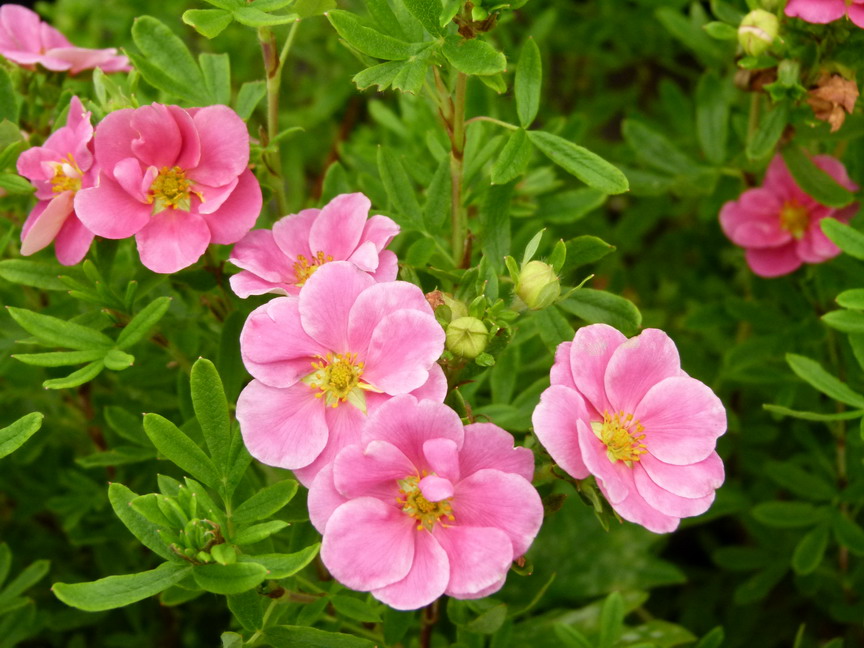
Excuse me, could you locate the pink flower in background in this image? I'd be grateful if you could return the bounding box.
[0,5,130,74]
[74,103,262,273]
[720,153,858,277]
[229,193,399,298]
[237,261,446,486]
[532,324,726,533]
[309,396,543,610]
[786,0,864,28]
[16,96,96,265]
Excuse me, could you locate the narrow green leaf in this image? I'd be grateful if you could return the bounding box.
[655,6,725,66]
[599,591,624,648]
[555,624,593,648]
[528,131,628,194]
[233,480,298,526]
[53,562,191,611]
[190,358,231,477]
[117,297,172,350]
[403,0,443,36]
[0,413,42,459]
[837,289,864,310]
[143,413,220,488]
[781,146,855,208]
[7,307,113,350]
[76,446,155,468]
[762,404,864,422]
[265,625,376,648]
[0,259,68,290]
[331,595,382,623]
[13,349,104,367]
[516,38,542,127]
[823,310,864,334]
[792,523,829,575]
[703,21,738,39]
[233,7,299,27]
[182,9,233,39]
[442,34,506,76]
[786,354,864,409]
[821,218,864,260]
[559,289,642,335]
[696,71,729,165]
[746,102,788,161]
[764,461,835,501]
[481,183,514,273]
[43,361,105,390]
[423,156,451,232]
[0,560,49,604]
[105,406,149,447]
[234,520,289,545]
[328,10,420,61]
[103,349,134,371]
[235,81,266,120]
[563,235,615,272]
[0,174,34,194]
[0,68,17,123]
[293,0,337,18]
[200,53,231,106]
[377,146,422,230]
[491,128,531,185]
[752,501,826,528]
[621,119,698,176]
[108,483,176,561]
[0,544,10,589]
[833,512,864,555]
[695,627,725,648]
[240,543,320,579]
[192,562,268,595]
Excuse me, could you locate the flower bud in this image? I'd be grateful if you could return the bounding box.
[446,317,489,360]
[516,261,560,310]
[442,294,468,320]
[738,10,779,57]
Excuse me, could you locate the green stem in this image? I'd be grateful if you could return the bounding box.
[464,115,518,130]
[258,26,290,216]
[450,72,468,268]
[247,599,278,646]
[746,92,761,148]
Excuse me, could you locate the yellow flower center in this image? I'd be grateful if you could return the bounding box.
[301,352,380,411]
[148,166,196,213]
[49,153,83,194]
[780,200,810,239]
[294,251,334,286]
[591,410,647,467]
[397,474,455,531]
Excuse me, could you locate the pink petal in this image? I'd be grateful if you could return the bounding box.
[299,262,375,353]
[785,0,846,23]
[532,385,592,480]
[322,497,416,591]
[236,380,328,470]
[92,109,137,179]
[229,229,295,284]
[419,475,454,502]
[575,418,633,504]
[797,217,841,263]
[570,324,627,416]
[54,211,94,266]
[40,96,94,169]
[451,468,543,557]
[199,168,262,245]
[20,192,73,256]
[633,466,715,518]
[347,280,433,354]
[195,178,238,216]
[308,464,347,534]
[0,6,44,53]
[167,105,201,170]
[634,376,726,465]
[849,3,864,27]
[372,250,399,282]
[762,153,797,196]
[461,422,534,482]
[550,341,576,390]
[309,193,370,261]
[272,208,318,261]
[362,309,445,394]
[745,243,802,277]
[74,176,151,239]
[640,451,724,499]
[435,526,513,599]
[240,297,328,388]
[410,363,448,402]
[604,328,681,415]
[423,438,461,483]
[362,214,400,250]
[16,146,58,185]
[135,209,210,273]
[333,440,414,500]
[372,528,448,610]
[346,240,381,272]
[113,157,148,202]
[813,155,859,192]
[293,403,368,487]
[45,46,130,75]
[188,105,250,187]
[719,194,790,249]
[229,271,294,299]
[601,471,682,533]
[362,396,464,467]
[130,104,183,169]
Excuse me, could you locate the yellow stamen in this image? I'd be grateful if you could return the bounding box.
[49,153,83,194]
[293,251,334,286]
[396,474,455,531]
[591,410,647,467]
[779,200,810,239]
[148,166,199,214]
[301,352,380,411]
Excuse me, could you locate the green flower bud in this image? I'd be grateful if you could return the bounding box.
[472,6,489,21]
[738,10,779,57]
[516,261,560,310]
[446,317,489,360]
[442,294,468,320]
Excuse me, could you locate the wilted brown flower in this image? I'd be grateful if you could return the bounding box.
[807,74,859,132]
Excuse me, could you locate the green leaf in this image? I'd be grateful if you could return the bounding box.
[823,310,864,334]
[53,562,191,611]
[746,102,788,161]
[0,259,68,291]
[786,354,864,409]
[249,0,295,10]
[76,446,155,468]
[234,520,289,545]
[599,591,624,648]
[221,632,244,648]
[751,501,826,528]
[440,0,462,27]
[240,543,320,579]
[0,560,49,603]
[228,590,264,631]
[481,182,514,274]
[182,9,233,39]
[293,0,337,18]
[516,38,542,127]
[424,156,451,232]
[353,61,402,91]
[108,483,176,561]
[465,603,507,634]
[821,218,864,260]
[192,562,268,595]
[402,0,443,36]
[837,289,864,310]
[200,53,231,106]
[377,146,422,230]
[564,235,615,270]
[781,146,855,208]
[491,128,531,185]
[791,523,829,575]
[0,68,17,124]
[331,595,382,623]
[763,461,835,501]
[0,174,34,194]
[13,349,104,367]
[210,544,237,565]
[621,119,698,176]
[103,349,134,371]
[143,414,220,488]
[190,359,231,478]
[696,71,729,165]
[233,480,298,526]
[702,21,738,39]
[235,81,266,120]
[43,361,105,390]
[0,413,42,459]
[265,625,376,648]
[130,16,209,105]
[7,307,113,351]
[695,627,725,648]
[116,296,172,349]
[655,6,725,66]
[442,35,506,76]
[762,404,864,422]
[833,512,864,555]
[559,289,642,335]
[233,7,299,27]
[528,131,628,194]
[328,10,420,61]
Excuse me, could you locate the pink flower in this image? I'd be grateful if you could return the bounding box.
[719,154,859,277]
[0,5,130,74]
[74,103,262,273]
[308,395,543,610]
[785,0,864,28]
[229,193,399,298]
[16,96,96,265]
[532,324,726,534]
[237,261,446,486]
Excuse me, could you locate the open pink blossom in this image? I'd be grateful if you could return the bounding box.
[74,103,262,273]
[532,324,726,533]
[237,261,446,486]
[719,153,858,277]
[0,5,130,74]
[786,0,864,28]
[229,193,399,298]
[309,395,543,610]
[16,96,96,265]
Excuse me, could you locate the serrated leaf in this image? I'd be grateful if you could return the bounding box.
[516,38,541,127]
[781,146,855,208]
[7,307,113,350]
[328,10,420,61]
[143,413,220,488]
[53,562,191,611]
[786,353,864,409]
[182,9,233,39]
[822,219,864,260]
[528,131,628,194]
[232,480,298,526]
[491,128,531,184]
[0,413,42,459]
[442,34,506,76]
[193,562,268,595]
